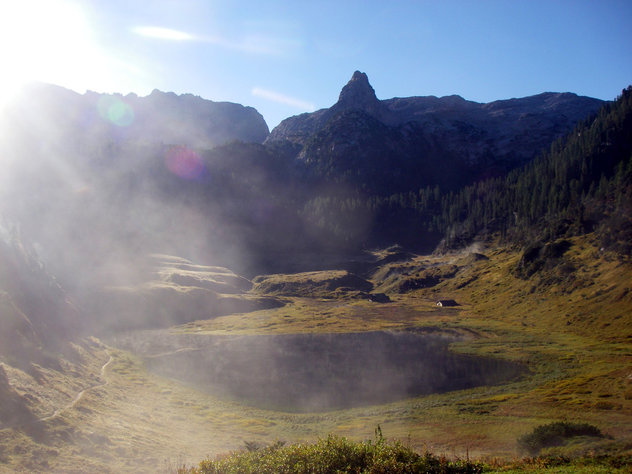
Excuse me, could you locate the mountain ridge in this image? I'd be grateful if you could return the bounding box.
[267,72,605,190]
[5,82,270,150]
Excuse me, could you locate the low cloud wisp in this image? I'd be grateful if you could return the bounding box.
[132,26,194,41]
[251,87,315,112]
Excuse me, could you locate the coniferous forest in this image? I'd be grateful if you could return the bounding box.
[299,87,632,255]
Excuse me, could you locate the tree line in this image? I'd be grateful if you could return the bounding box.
[300,86,632,254]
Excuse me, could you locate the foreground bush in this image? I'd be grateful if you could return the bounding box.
[181,433,483,473]
[517,421,605,455]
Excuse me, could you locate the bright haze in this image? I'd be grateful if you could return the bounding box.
[0,0,630,128]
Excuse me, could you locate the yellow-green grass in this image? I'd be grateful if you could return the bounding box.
[175,297,456,335]
[172,234,632,461]
[2,234,630,471]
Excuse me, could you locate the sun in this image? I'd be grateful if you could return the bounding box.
[0,0,137,110]
[0,0,86,105]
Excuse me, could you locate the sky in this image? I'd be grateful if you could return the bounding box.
[0,0,630,129]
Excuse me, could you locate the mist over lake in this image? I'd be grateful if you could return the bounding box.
[112,330,525,412]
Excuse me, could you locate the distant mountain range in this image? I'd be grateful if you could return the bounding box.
[4,73,604,192]
[3,82,269,151]
[0,72,614,288]
[268,71,604,192]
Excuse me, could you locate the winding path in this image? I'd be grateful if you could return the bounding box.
[144,347,200,359]
[39,350,114,423]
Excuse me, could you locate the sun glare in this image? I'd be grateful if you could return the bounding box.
[0,0,138,110]
[0,1,77,97]
[132,26,195,41]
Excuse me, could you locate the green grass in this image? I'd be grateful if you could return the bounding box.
[181,430,485,474]
[179,431,632,473]
[517,422,605,456]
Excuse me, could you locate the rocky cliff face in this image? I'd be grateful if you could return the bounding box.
[267,71,604,191]
[334,71,386,118]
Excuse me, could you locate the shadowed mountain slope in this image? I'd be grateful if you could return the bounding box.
[268,71,604,193]
[0,228,80,369]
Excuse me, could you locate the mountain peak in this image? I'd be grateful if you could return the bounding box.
[336,71,380,109]
[350,70,370,84]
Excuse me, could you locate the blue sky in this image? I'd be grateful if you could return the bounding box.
[1,0,631,128]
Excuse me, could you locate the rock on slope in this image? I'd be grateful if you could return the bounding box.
[90,254,283,332]
[252,270,373,298]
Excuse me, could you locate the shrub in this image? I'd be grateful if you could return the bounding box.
[517,421,605,455]
[182,430,483,473]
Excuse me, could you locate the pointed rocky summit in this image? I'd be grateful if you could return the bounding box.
[330,70,388,121]
[336,71,380,108]
[265,70,605,170]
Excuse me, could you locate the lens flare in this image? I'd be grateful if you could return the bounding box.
[165,146,206,180]
[97,95,134,127]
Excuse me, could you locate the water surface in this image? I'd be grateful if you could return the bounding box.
[118,331,525,412]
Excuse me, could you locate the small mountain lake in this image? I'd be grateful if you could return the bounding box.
[113,330,525,412]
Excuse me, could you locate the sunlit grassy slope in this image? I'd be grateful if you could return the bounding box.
[1,233,630,472]
[174,233,632,462]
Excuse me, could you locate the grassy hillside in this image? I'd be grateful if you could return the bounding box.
[174,232,631,467]
[0,232,630,472]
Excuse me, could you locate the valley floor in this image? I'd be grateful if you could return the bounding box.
[1,234,631,472]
